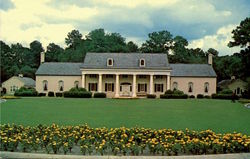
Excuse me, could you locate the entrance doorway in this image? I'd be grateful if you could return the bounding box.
[120,82,132,96]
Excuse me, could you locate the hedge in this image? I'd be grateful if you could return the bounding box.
[197,94,204,99]
[38,93,46,97]
[93,92,106,98]
[64,91,92,98]
[160,94,188,99]
[147,94,156,98]
[55,92,63,97]
[14,87,38,97]
[48,91,55,97]
[189,95,195,98]
[211,94,239,100]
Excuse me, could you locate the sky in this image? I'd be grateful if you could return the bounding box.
[0,0,249,56]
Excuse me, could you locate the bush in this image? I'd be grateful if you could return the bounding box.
[93,92,106,98]
[204,95,211,99]
[48,91,55,97]
[14,87,38,97]
[64,91,92,98]
[160,94,188,99]
[189,95,195,98]
[69,87,87,92]
[211,93,239,100]
[197,94,204,99]
[38,93,46,97]
[147,94,156,98]
[173,90,184,95]
[165,90,174,94]
[219,89,233,95]
[55,92,63,97]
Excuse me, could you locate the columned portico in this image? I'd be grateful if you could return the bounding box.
[115,74,119,97]
[150,74,154,94]
[82,74,85,88]
[98,74,102,92]
[132,74,137,97]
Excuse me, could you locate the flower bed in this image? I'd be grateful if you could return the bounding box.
[0,124,249,156]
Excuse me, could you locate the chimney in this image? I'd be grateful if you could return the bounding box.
[208,53,213,65]
[40,52,45,64]
[18,74,23,78]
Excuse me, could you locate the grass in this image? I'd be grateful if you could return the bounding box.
[1,98,250,134]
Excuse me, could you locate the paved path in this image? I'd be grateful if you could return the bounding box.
[0,151,249,159]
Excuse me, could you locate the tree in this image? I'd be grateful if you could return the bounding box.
[46,43,64,62]
[207,48,219,56]
[65,29,83,49]
[127,41,138,52]
[30,40,44,67]
[140,30,173,53]
[228,17,250,48]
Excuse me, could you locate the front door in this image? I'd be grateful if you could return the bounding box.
[121,85,131,96]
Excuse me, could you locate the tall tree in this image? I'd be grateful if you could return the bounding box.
[127,41,138,52]
[140,30,173,53]
[65,29,83,49]
[207,48,219,56]
[46,43,64,62]
[30,40,44,67]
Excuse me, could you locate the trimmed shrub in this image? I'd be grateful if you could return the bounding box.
[219,89,233,95]
[69,87,87,92]
[64,91,92,98]
[160,94,188,99]
[204,95,211,99]
[38,93,46,97]
[48,91,55,97]
[55,92,63,97]
[165,90,174,94]
[197,94,204,99]
[93,92,106,98]
[14,87,38,97]
[173,90,184,95]
[189,95,195,98]
[147,94,156,98]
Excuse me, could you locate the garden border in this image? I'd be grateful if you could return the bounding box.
[0,151,249,159]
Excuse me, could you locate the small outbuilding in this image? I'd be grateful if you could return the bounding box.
[2,74,35,94]
[218,76,247,96]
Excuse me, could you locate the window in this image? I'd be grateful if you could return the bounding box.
[155,75,163,79]
[139,75,147,79]
[188,82,193,93]
[74,81,79,88]
[106,75,114,78]
[43,80,48,91]
[140,58,145,67]
[107,58,113,66]
[105,83,114,92]
[89,74,97,78]
[204,82,209,93]
[10,86,13,92]
[154,84,164,92]
[173,82,178,90]
[138,83,147,92]
[88,83,97,91]
[58,80,64,91]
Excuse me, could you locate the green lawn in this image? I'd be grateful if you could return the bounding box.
[1,98,250,134]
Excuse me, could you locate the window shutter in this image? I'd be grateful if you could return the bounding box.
[161,84,163,92]
[145,84,147,92]
[105,83,107,92]
[112,83,114,92]
[154,84,157,92]
[138,84,140,92]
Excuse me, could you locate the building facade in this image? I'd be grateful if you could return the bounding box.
[36,53,217,98]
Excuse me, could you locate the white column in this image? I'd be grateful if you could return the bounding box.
[115,74,119,97]
[98,74,102,92]
[150,74,154,94]
[167,75,170,90]
[132,74,137,97]
[82,74,85,88]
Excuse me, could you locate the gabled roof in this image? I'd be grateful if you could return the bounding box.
[218,79,247,88]
[81,53,171,70]
[2,76,35,87]
[36,62,82,76]
[170,64,217,77]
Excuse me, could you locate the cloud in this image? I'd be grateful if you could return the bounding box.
[0,0,14,11]
[0,0,249,56]
[188,24,241,56]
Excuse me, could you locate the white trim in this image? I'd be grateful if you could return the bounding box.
[80,69,171,75]
[107,58,113,67]
[139,58,145,67]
